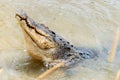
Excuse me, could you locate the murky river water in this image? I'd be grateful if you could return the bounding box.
[0,0,120,80]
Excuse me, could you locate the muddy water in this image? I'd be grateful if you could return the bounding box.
[0,0,120,80]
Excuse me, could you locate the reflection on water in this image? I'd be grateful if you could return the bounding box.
[0,0,120,80]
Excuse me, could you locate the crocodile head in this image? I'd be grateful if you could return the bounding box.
[15,10,73,62]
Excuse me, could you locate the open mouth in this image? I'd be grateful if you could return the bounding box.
[16,10,57,50]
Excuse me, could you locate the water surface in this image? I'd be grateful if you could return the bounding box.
[0,0,120,80]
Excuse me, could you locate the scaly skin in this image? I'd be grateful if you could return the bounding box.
[15,10,97,68]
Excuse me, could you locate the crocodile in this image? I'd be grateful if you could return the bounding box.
[15,10,97,68]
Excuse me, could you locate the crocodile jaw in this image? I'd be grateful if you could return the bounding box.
[15,10,58,61]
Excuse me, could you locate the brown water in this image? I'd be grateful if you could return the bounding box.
[0,0,120,80]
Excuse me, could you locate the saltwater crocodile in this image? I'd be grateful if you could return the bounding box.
[16,10,97,68]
